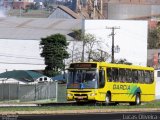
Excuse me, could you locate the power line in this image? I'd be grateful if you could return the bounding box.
[0,61,44,65]
[0,54,43,60]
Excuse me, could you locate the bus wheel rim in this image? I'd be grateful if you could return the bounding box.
[106,96,109,104]
[136,95,140,104]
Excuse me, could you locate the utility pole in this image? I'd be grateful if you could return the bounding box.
[106,26,120,63]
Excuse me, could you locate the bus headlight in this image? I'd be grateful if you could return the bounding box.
[90,93,96,96]
[67,93,73,96]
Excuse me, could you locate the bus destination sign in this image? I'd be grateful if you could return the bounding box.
[70,63,97,68]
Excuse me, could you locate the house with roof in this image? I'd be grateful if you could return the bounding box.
[0,70,52,84]
[48,5,81,19]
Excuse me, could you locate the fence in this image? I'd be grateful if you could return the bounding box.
[0,82,67,103]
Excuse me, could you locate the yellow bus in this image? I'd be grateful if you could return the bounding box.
[67,62,155,105]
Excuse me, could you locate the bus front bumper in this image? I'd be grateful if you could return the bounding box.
[67,93,96,101]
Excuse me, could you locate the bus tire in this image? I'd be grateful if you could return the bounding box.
[135,93,141,105]
[104,93,111,105]
[129,93,141,106]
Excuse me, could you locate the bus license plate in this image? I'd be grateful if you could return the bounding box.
[77,96,85,99]
[77,96,83,99]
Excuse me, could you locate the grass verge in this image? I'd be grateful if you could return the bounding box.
[0,101,159,112]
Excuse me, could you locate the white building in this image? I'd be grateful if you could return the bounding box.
[84,20,148,66]
[0,18,82,73]
[0,18,148,73]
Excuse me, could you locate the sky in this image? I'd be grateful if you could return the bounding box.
[84,20,148,66]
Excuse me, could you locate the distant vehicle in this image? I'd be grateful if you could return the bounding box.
[154,69,160,99]
[52,74,66,84]
[34,76,52,84]
[67,62,155,105]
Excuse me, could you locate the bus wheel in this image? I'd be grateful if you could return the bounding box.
[129,93,141,106]
[135,93,141,105]
[104,93,111,105]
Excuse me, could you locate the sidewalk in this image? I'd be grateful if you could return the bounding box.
[0,103,38,107]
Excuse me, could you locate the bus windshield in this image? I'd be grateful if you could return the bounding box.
[67,69,98,89]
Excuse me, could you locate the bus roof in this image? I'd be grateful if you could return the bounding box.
[70,62,154,71]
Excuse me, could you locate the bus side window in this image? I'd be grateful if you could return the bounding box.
[132,70,138,83]
[112,68,118,82]
[148,71,154,84]
[119,69,121,82]
[99,69,105,88]
[111,69,114,81]
[107,68,112,82]
[138,70,144,83]
[144,71,150,84]
[126,69,132,83]
[151,71,154,83]
[119,69,125,82]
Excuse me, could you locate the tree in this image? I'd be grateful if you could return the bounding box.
[115,59,132,65]
[71,29,102,62]
[72,29,83,41]
[40,34,69,77]
[84,33,100,61]
[89,50,110,62]
[68,29,84,63]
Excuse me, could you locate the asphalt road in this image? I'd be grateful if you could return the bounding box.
[1,111,160,120]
